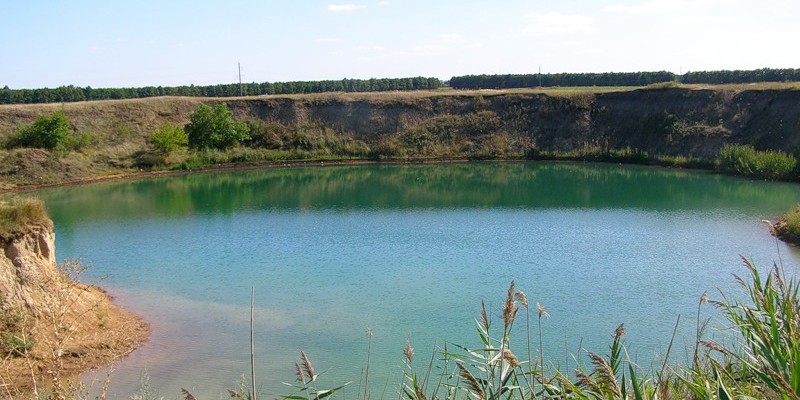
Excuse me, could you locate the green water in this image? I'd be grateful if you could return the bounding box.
[28,162,800,399]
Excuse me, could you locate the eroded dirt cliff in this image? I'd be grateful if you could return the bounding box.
[0,213,149,397]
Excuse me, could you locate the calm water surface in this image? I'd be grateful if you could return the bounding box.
[30,162,800,399]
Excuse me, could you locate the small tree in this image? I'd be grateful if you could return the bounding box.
[186,103,249,149]
[6,111,73,151]
[150,122,188,153]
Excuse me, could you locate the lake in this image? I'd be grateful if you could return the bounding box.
[31,161,800,399]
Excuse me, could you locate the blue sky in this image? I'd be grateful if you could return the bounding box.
[2,0,798,89]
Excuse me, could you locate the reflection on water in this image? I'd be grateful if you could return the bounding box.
[36,162,800,225]
[23,162,800,399]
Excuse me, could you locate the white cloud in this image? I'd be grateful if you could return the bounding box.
[377,1,390,5]
[327,4,366,12]
[522,12,595,34]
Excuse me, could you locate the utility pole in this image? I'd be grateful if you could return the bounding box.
[238,62,243,96]
[538,65,542,87]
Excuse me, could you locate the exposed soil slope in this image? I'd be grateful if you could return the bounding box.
[0,205,149,397]
[0,87,798,187]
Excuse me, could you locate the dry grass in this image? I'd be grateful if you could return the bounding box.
[0,197,52,240]
[0,82,798,189]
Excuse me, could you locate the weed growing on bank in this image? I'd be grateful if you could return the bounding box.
[715,144,797,180]
[776,204,800,245]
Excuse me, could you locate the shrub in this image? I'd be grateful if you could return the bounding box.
[715,144,797,180]
[150,123,188,153]
[6,111,73,151]
[186,103,249,149]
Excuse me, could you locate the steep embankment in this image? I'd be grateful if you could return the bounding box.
[0,87,798,187]
[0,200,149,396]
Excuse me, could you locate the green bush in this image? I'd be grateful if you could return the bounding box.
[715,144,797,180]
[150,123,188,153]
[5,111,74,151]
[186,103,249,150]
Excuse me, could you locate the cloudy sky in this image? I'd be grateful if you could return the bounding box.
[1,0,798,89]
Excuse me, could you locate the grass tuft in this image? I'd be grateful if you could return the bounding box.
[0,197,52,240]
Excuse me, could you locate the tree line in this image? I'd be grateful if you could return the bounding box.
[4,67,799,105]
[682,68,800,84]
[448,67,800,89]
[0,77,441,105]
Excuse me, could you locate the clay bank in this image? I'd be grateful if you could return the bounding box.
[0,199,149,398]
[0,87,799,188]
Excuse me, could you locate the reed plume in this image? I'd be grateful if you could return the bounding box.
[404,338,414,364]
[295,362,305,383]
[457,363,486,400]
[514,290,529,309]
[480,300,490,333]
[181,388,197,400]
[301,351,315,381]
[502,349,521,368]
[503,281,518,332]
[589,352,620,396]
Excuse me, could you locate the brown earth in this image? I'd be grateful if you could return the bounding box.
[0,222,149,398]
[0,86,799,189]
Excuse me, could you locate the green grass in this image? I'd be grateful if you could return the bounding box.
[0,197,52,240]
[715,143,797,180]
[778,204,800,244]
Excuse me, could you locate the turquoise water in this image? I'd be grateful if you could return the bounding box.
[30,162,800,399]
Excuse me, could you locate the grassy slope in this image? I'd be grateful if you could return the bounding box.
[0,83,799,189]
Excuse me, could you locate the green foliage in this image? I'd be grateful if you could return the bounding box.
[714,258,800,397]
[0,77,442,105]
[186,103,250,150]
[5,111,76,151]
[683,67,800,84]
[450,71,677,89]
[715,144,797,180]
[1,333,34,357]
[449,68,800,90]
[150,123,188,153]
[532,145,652,164]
